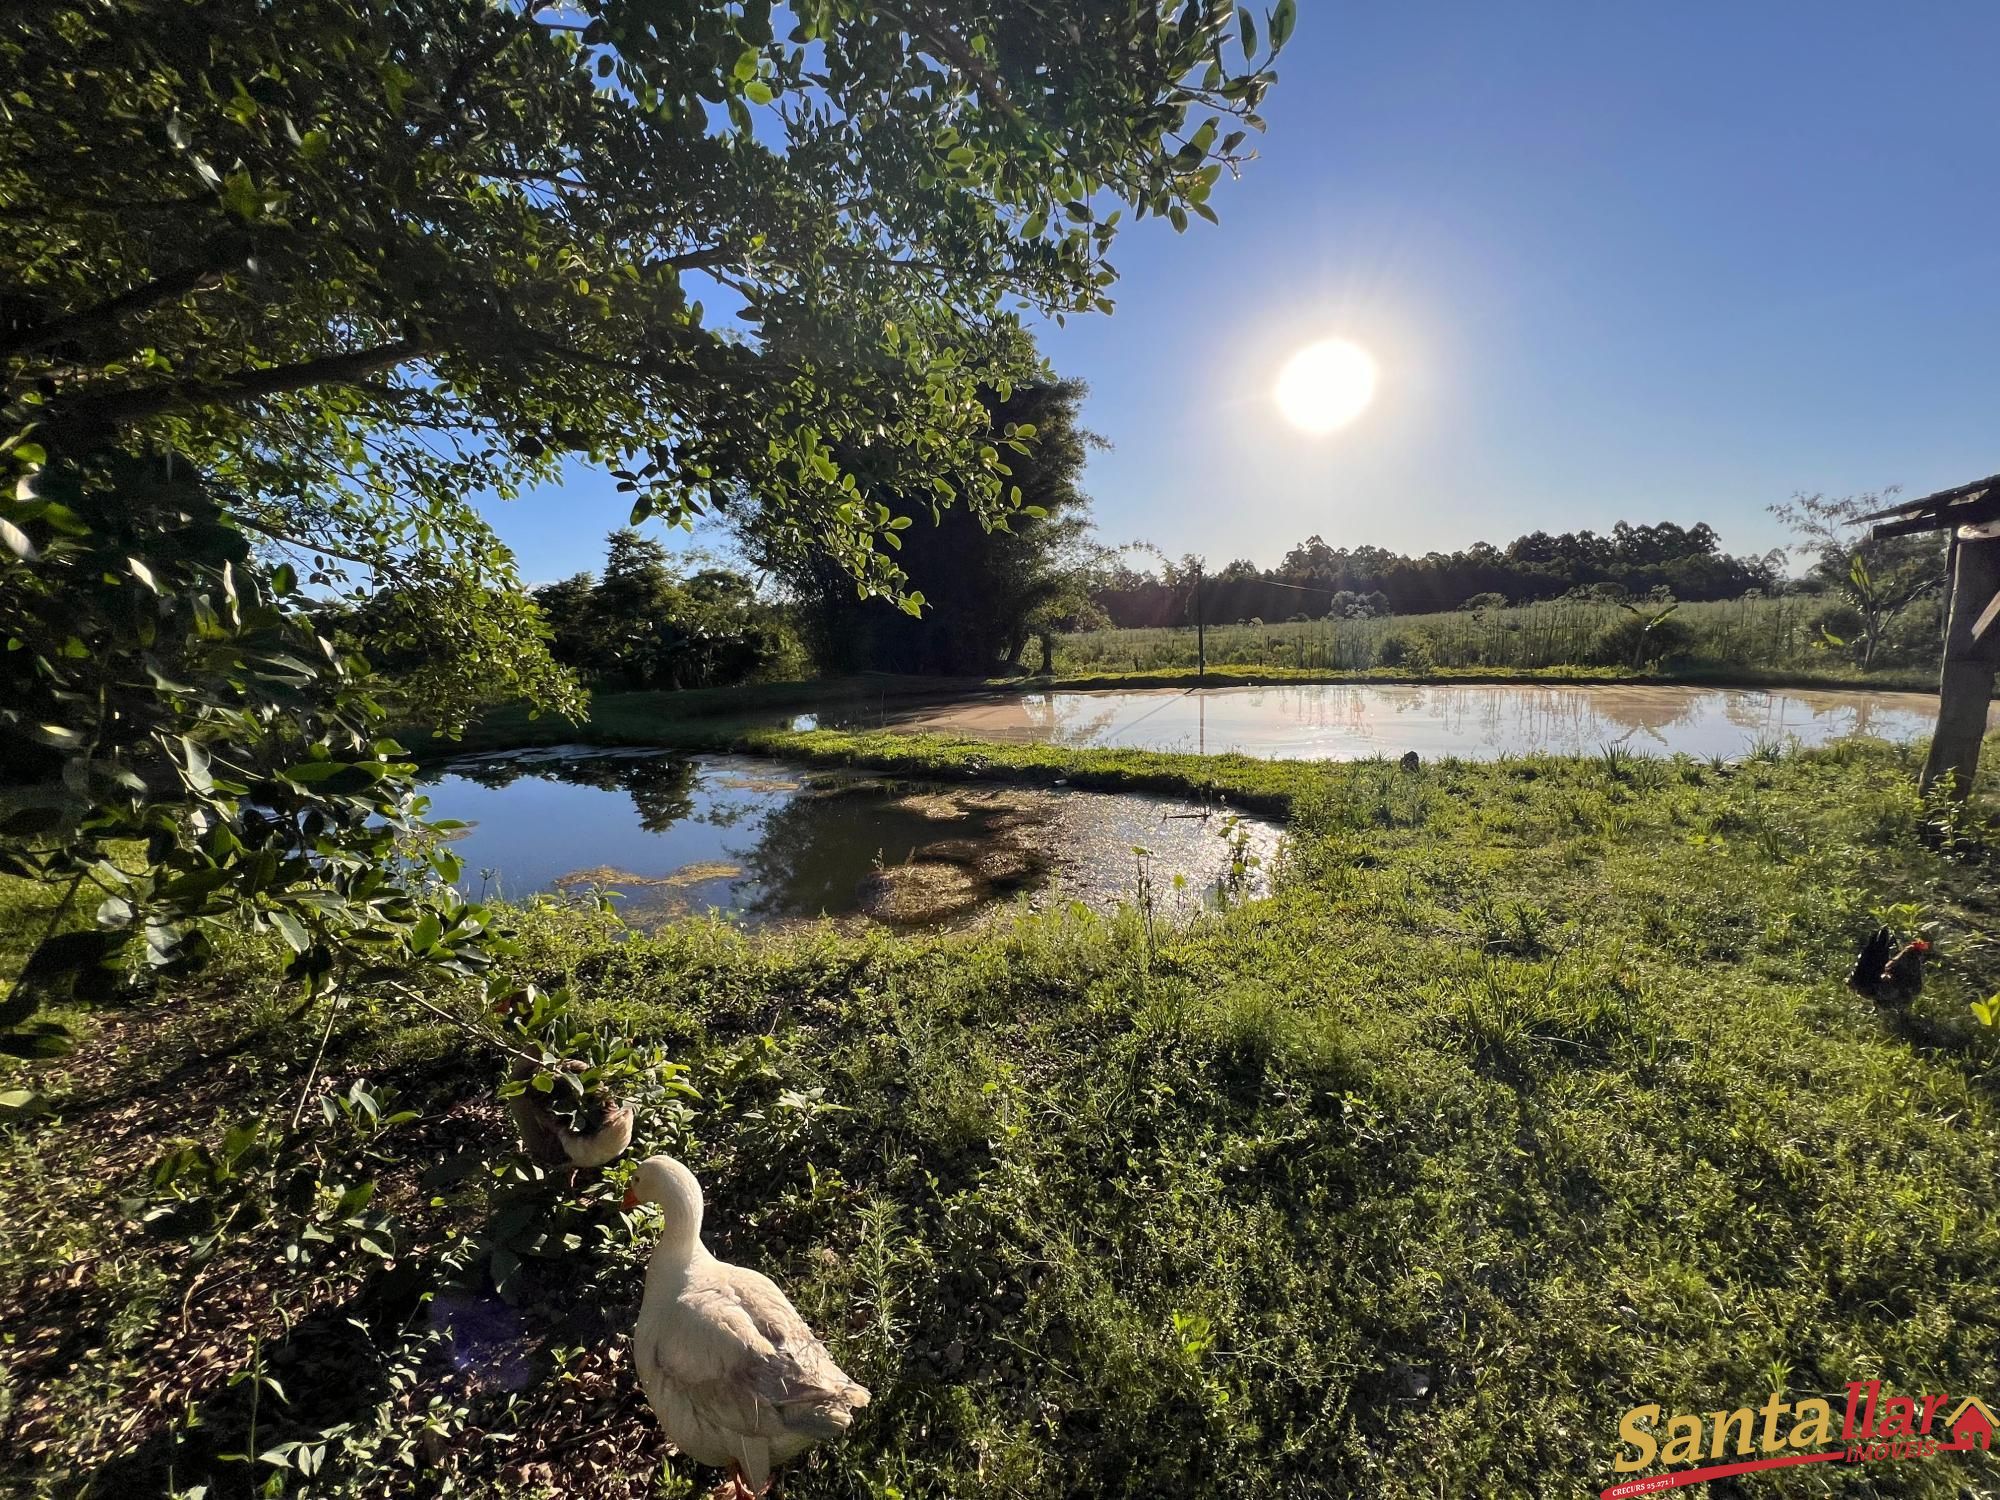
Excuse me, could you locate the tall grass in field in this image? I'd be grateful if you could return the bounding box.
[1056,593,1942,679]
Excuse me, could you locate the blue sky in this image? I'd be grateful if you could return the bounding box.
[486,4,2000,584]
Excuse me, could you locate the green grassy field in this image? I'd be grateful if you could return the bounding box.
[5,731,2000,1498]
[1058,594,1941,684]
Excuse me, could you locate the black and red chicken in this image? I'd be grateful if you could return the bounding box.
[1847,927,1927,1006]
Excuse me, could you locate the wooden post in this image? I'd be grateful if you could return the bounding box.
[1920,533,2000,798]
[1194,563,1205,682]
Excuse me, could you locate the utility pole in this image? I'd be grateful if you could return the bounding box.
[1193,561,1205,681]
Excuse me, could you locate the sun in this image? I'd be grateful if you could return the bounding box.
[1274,338,1377,434]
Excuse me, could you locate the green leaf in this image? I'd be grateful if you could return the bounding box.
[278,760,354,783]
[220,170,262,220]
[1271,0,1298,49]
[270,910,310,953]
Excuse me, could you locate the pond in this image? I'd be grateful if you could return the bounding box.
[865,683,1982,762]
[419,751,1279,932]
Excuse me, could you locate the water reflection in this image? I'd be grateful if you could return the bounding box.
[445,748,699,830]
[419,750,1279,930]
[877,684,1977,761]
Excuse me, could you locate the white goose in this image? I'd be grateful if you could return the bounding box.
[625,1156,871,1497]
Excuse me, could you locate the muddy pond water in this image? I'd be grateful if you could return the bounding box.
[420,751,1279,932]
[861,683,1983,762]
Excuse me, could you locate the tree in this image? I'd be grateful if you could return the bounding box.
[748,373,1106,676]
[594,529,686,684]
[4,0,1288,603]
[0,451,501,1046]
[1769,490,1945,669]
[2,0,1291,1029]
[527,573,601,671]
[529,530,792,689]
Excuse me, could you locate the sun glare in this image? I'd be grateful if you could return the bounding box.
[1274,338,1377,434]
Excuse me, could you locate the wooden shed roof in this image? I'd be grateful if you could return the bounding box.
[1862,473,2000,539]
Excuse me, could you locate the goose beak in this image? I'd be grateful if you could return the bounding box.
[621,1185,639,1210]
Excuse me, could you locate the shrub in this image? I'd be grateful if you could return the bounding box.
[1375,633,1436,673]
[1591,612,1695,668]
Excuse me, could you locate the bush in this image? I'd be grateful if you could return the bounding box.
[1811,600,1866,647]
[1590,612,1695,668]
[1374,633,1436,673]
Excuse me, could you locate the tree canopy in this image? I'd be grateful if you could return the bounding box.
[528,530,798,689]
[4,0,1290,603]
[0,0,1292,1031]
[749,373,1105,675]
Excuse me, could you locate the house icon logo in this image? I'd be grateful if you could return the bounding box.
[1942,1396,1996,1452]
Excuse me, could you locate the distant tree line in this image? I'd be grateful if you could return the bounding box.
[1096,520,1788,627]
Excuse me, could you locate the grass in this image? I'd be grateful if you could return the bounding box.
[5,737,2000,1497]
[1058,595,1942,687]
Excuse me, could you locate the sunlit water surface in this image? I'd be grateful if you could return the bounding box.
[863,683,1981,761]
[419,751,1278,931]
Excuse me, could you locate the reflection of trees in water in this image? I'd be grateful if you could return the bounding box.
[728,787,928,921]
[1029,692,1128,746]
[693,769,873,832]
[436,753,699,832]
[729,785,1041,923]
[692,793,769,831]
[1252,684,1708,752]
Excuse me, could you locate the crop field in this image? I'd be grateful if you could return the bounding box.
[1056,594,1941,679]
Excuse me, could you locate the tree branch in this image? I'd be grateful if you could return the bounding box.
[883,6,1022,122]
[1,260,230,362]
[59,339,429,430]
[233,515,383,570]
